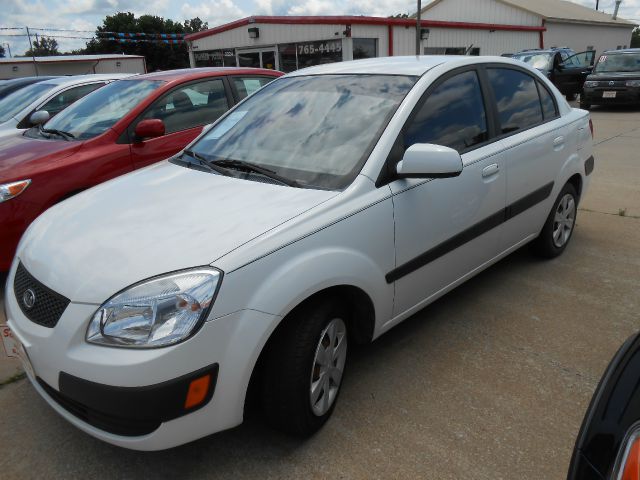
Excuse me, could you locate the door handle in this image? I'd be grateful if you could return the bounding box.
[482,163,499,178]
[553,136,565,148]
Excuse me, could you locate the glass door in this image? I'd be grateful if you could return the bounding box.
[237,48,278,70]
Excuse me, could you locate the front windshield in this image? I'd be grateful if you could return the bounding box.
[189,74,417,190]
[0,82,56,123]
[511,53,553,70]
[43,79,163,140]
[595,53,640,73]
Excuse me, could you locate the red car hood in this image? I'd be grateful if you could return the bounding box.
[0,133,83,181]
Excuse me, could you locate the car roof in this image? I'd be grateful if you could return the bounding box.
[38,73,135,87]
[136,67,282,83]
[603,48,640,54]
[286,55,528,77]
[1,76,60,85]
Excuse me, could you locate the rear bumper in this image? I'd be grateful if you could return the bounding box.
[583,88,640,105]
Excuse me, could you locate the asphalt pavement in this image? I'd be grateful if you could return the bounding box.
[1,104,639,479]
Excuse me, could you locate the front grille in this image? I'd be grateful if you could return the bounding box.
[37,378,161,437]
[14,263,70,328]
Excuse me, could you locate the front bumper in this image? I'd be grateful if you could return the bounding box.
[0,199,41,272]
[583,88,640,105]
[5,261,280,450]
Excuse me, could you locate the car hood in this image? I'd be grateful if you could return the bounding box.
[587,72,640,81]
[0,133,82,180]
[18,161,337,303]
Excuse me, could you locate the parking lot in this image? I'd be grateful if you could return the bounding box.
[0,103,638,479]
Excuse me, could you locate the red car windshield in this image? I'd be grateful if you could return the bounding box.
[42,79,164,140]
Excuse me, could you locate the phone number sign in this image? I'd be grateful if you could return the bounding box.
[297,40,342,56]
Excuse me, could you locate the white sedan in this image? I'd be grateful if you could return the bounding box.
[0,73,134,139]
[4,55,594,450]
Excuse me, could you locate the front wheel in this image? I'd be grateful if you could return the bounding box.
[261,298,348,436]
[532,183,578,258]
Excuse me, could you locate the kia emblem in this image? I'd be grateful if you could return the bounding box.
[22,288,36,309]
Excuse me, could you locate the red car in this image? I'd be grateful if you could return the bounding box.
[0,67,282,270]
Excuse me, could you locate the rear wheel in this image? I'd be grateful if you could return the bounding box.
[579,100,591,110]
[532,183,578,258]
[261,298,348,436]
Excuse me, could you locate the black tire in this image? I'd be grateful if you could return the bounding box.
[566,93,578,101]
[532,183,578,259]
[261,297,348,436]
[579,101,591,110]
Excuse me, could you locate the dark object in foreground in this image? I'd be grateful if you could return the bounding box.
[568,332,640,480]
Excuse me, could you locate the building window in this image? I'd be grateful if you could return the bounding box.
[194,49,236,67]
[353,38,377,60]
[278,39,342,72]
[278,44,298,73]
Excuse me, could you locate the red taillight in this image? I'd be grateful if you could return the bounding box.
[589,118,594,138]
[621,436,640,480]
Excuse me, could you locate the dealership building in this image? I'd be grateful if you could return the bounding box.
[185,0,635,73]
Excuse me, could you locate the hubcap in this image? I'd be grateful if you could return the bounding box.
[552,193,576,248]
[310,317,347,417]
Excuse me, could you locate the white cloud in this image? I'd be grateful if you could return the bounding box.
[181,0,245,25]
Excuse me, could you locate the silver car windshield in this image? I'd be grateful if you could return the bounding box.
[0,82,56,123]
[189,74,417,190]
[42,79,164,140]
[595,53,640,73]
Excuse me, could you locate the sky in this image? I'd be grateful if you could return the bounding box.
[1,0,639,56]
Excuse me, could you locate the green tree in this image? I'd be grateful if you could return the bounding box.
[0,44,5,58]
[632,27,640,48]
[25,36,60,56]
[81,13,208,71]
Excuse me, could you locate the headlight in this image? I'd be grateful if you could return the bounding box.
[584,81,599,88]
[87,268,222,348]
[0,179,31,203]
[625,80,640,88]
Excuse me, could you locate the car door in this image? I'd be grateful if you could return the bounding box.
[389,68,506,317]
[17,82,107,129]
[128,77,233,169]
[483,66,568,251]
[554,51,595,95]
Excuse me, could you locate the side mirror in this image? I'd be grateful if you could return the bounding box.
[396,144,463,179]
[29,110,50,126]
[134,119,165,141]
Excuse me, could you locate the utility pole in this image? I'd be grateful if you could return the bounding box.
[596,0,599,10]
[416,0,422,55]
[612,0,622,20]
[25,26,39,76]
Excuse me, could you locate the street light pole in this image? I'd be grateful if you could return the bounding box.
[416,0,422,55]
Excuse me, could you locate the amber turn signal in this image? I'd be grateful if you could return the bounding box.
[622,436,640,480]
[184,374,211,409]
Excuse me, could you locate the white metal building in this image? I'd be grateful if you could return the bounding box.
[185,0,635,73]
[0,55,146,79]
[418,0,636,57]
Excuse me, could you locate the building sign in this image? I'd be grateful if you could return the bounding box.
[194,49,236,67]
[297,40,342,56]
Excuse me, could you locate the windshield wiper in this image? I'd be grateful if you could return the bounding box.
[39,124,75,141]
[182,149,229,175]
[210,159,301,188]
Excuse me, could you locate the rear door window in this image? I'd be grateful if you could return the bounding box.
[139,79,229,134]
[40,82,106,116]
[404,70,489,153]
[487,68,543,134]
[232,77,276,100]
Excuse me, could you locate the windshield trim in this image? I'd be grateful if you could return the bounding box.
[185,74,418,191]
